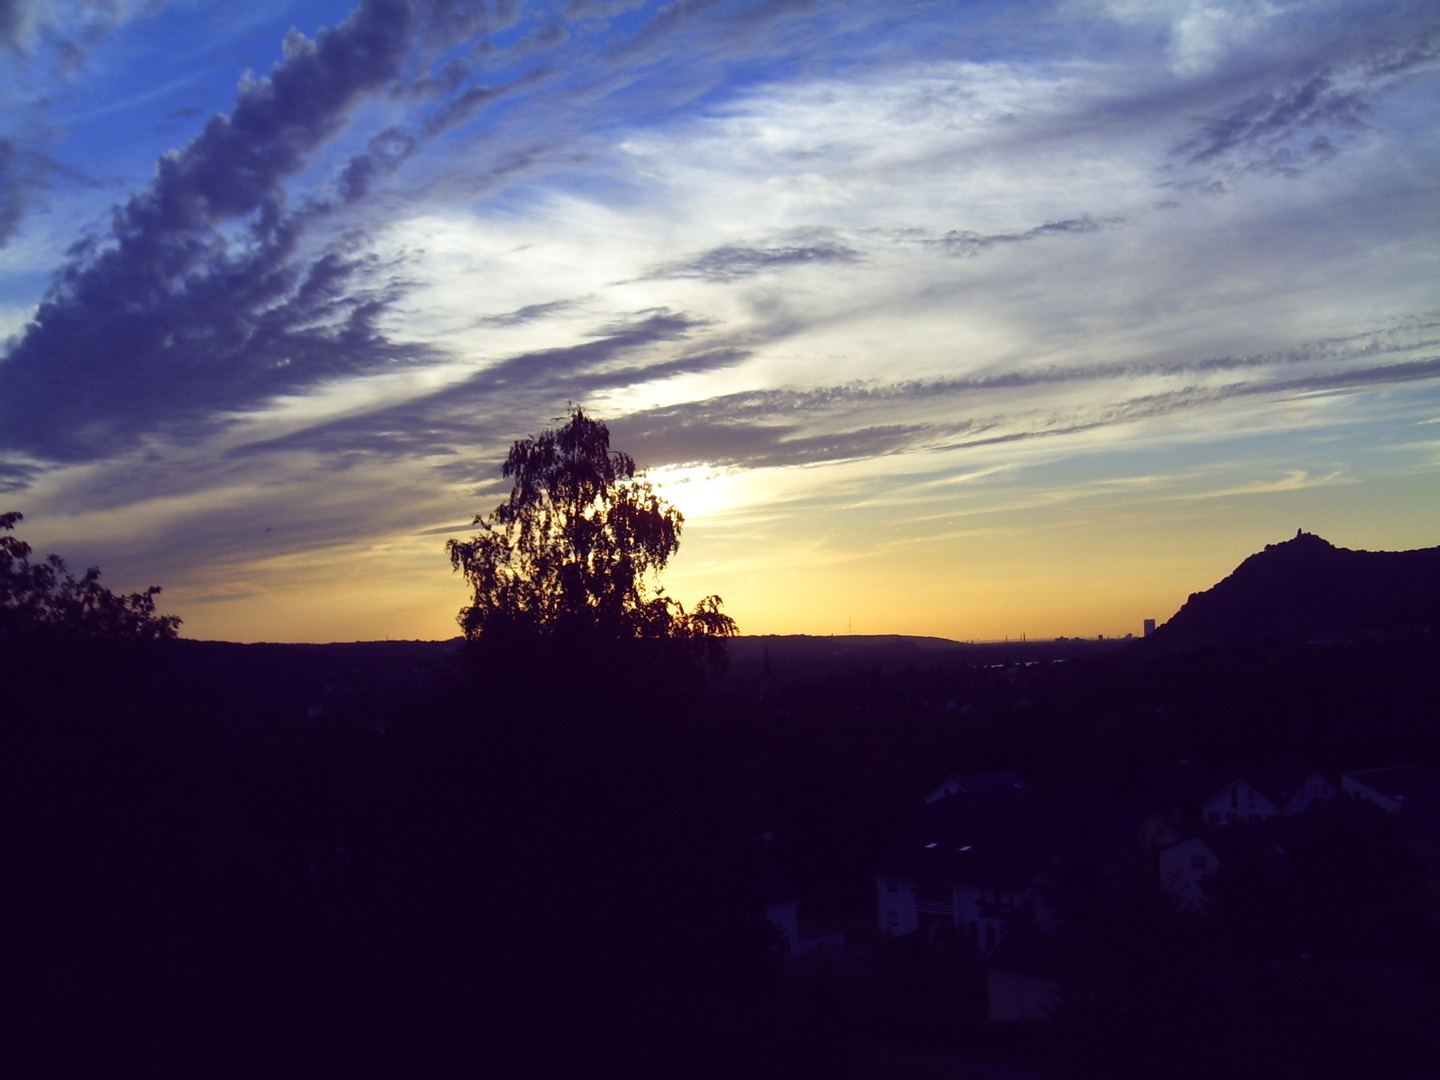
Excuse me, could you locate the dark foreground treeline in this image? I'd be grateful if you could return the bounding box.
[7,627,790,1077]
[9,610,1440,1077]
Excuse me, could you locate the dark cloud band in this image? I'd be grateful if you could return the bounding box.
[0,1,543,465]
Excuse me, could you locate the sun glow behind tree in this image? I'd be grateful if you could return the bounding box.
[448,407,735,650]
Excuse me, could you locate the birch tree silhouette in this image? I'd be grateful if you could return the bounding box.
[447,407,734,649]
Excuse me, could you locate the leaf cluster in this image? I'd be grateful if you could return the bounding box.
[0,510,181,642]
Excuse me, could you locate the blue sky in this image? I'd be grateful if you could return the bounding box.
[2,0,1438,642]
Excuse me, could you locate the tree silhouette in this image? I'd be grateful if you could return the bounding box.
[447,407,734,647]
[426,412,765,1074]
[1,510,179,642]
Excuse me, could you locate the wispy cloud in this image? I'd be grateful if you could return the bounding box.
[233,308,736,471]
[927,216,1124,258]
[645,235,862,281]
[605,321,1440,470]
[1158,10,1440,187]
[1172,71,1368,179]
[476,298,580,327]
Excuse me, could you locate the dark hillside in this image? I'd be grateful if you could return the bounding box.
[721,634,1127,695]
[1151,531,1440,650]
[169,634,1128,717]
[170,638,462,716]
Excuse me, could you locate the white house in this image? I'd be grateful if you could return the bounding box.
[1139,810,1184,849]
[1280,770,1339,814]
[1161,825,1297,910]
[877,868,1045,955]
[1201,767,1336,827]
[1159,835,1220,910]
[1201,780,1281,827]
[878,775,1054,956]
[1342,766,1440,858]
[1343,766,1440,814]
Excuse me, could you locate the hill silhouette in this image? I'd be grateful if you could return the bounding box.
[1152,530,1440,649]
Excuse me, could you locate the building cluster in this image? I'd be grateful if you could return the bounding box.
[876,772,1051,953]
[1159,765,1440,910]
[869,764,1440,1020]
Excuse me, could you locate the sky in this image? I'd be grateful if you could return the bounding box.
[1,0,1437,644]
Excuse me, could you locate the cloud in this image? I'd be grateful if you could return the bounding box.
[1173,71,1369,176]
[928,215,1122,258]
[615,415,926,470]
[63,311,1433,525]
[0,458,42,494]
[336,127,420,202]
[646,236,862,281]
[0,138,33,246]
[1243,355,1440,398]
[1,0,175,82]
[415,520,481,535]
[1362,20,1440,78]
[0,0,501,464]
[2,0,866,468]
[0,136,101,248]
[10,0,1412,477]
[1159,12,1440,186]
[47,348,1438,586]
[0,225,439,462]
[1166,1,1284,77]
[938,355,1440,452]
[0,13,1050,402]
[511,19,569,57]
[595,319,1440,471]
[230,307,737,471]
[0,0,27,52]
[477,298,580,327]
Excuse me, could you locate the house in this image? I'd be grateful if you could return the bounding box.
[1159,835,1220,910]
[1201,765,1336,827]
[1160,823,1294,910]
[1201,779,1282,827]
[1343,766,1440,858]
[1273,767,1339,815]
[877,775,1055,956]
[985,927,1065,1020]
[1139,809,1184,849]
[1343,766,1440,814]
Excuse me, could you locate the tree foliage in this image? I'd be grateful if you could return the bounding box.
[0,510,180,642]
[447,408,735,646]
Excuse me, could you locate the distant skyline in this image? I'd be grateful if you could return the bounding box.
[2,0,1437,643]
